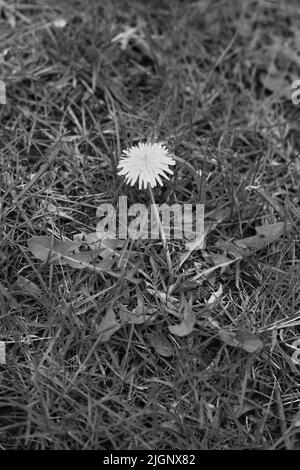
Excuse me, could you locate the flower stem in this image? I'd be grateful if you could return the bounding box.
[147,183,173,282]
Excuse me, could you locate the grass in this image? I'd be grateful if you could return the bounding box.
[0,0,300,450]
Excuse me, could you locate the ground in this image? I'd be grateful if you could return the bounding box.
[0,0,300,450]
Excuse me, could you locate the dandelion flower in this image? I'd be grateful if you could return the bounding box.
[117,142,175,190]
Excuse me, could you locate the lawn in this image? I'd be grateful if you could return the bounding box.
[0,0,300,450]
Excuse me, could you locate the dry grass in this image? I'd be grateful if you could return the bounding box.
[0,0,300,450]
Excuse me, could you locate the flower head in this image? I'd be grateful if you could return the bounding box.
[117,142,175,190]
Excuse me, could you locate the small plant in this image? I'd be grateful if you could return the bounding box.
[118,141,176,280]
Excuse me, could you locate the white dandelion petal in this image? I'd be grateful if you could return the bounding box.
[155,174,163,186]
[160,166,174,175]
[117,142,175,190]
[156,169,171,180]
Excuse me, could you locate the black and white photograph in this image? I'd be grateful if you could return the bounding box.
[0,0,299,454]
